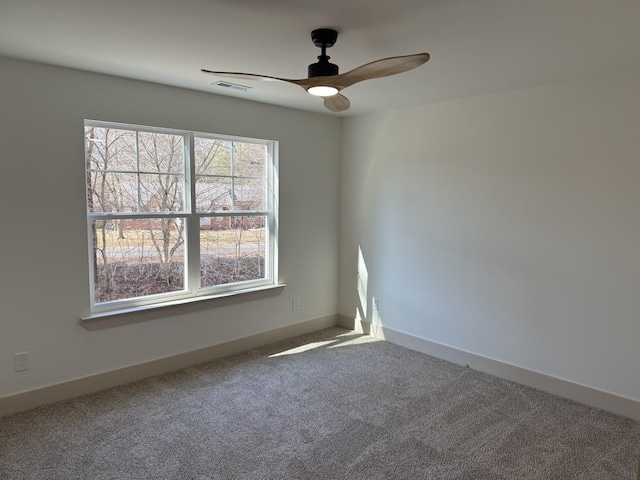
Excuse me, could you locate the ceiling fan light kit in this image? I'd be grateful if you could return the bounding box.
[307,86,339,97]
[202,28,429,112]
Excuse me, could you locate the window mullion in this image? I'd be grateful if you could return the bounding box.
[230,141,236,211]
[186,132,200,294]
[136,131,142,212]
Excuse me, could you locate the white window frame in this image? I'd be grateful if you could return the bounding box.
[84,119,279,315]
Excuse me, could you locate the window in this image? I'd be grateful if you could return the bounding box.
[84,120,278,314]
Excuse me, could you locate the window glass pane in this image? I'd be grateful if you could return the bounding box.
[234,178,265,210]
[138,132,184,173]
[87,172,139,213]
[85,127,137,171]
[139,173,184,212]
[233,142,266,178]
[195,137,231,176]
[195,176,232,211]
[91,218,185,303]
[200,216,266,288]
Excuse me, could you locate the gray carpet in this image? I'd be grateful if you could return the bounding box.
[1,327,639,479]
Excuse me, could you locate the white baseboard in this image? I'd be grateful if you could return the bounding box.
[7,314,637,422]
[0,315,338,418]
[357,319,640,421]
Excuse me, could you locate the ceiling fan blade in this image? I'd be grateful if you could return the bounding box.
[323,93,351,113]
[331,53,430,89]
[201,69,305,86]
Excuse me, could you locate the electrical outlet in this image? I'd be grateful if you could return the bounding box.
[292,298,300,311]
[14,352,29,372]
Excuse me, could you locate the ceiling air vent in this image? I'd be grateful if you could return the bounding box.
[212,81,251,92]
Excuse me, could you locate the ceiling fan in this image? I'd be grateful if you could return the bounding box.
[202,29,430,113]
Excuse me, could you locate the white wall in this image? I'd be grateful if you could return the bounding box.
[339,71,640,401]
[0,57,341,398]
[4,53,640,407]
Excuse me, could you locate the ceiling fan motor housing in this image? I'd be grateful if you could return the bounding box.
[308,28,339,78]
[308,59,338,78]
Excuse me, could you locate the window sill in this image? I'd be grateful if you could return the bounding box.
[80,283,286,330]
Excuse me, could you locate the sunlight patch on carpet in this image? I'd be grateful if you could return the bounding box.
[269,340,338,357]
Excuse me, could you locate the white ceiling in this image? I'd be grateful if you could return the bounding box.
[2,0,640,116]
